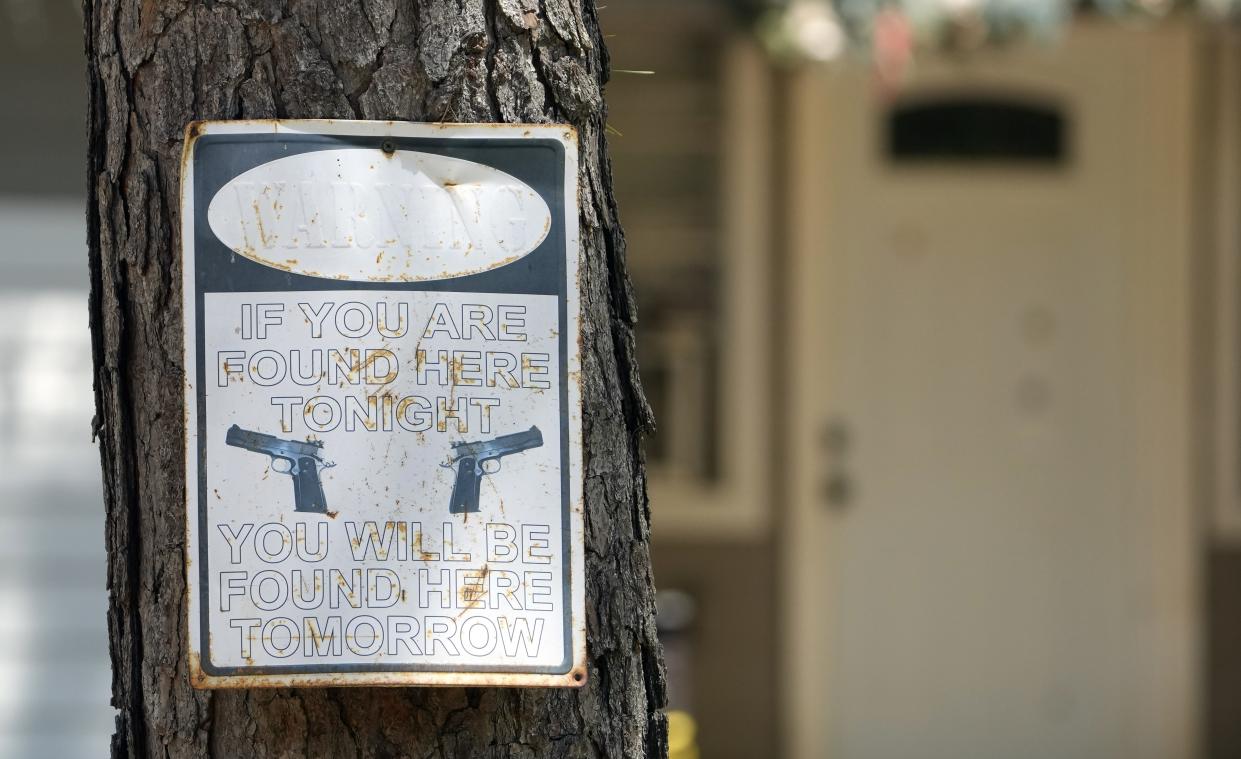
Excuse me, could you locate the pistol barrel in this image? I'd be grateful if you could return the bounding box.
[451,426,543,458]
[225,425,323,458]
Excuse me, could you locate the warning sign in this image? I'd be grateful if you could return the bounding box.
[180,121,585,688]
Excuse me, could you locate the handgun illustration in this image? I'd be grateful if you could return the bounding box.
[444,426,544,514]
[225,424,334,513]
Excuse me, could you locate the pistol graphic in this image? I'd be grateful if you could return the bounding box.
[225,425,334,513]
[444,426,544,514]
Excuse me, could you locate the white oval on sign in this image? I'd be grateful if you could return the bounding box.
[206,148,552,281]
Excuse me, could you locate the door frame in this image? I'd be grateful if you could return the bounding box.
[1205,27,1241,543]
[645,32,776,540]
[779,20,1202,757]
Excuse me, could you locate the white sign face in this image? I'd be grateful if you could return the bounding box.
[181,121,585,688]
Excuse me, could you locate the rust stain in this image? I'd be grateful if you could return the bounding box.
[455,563,489,617]
[188,652,207,689]
[250,199,270,248]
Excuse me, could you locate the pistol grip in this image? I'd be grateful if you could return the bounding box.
[450,457,482,514]
[292,457,328,513]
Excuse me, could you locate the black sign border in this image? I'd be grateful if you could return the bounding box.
[188,129,575,678]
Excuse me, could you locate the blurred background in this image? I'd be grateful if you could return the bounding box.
[4,0,1241,757]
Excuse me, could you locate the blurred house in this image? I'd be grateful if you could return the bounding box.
[0,3,113,757]
[7,0,1241,758]
[607,2,1241,758]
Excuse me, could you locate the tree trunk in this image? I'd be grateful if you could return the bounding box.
[85,2,666,756]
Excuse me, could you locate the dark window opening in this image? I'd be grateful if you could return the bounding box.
[887,96,1067,164]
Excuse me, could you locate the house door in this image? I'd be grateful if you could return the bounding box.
[784,23,1199,759]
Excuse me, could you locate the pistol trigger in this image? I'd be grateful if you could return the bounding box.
[481,458,501,475]
[271,456,293,475]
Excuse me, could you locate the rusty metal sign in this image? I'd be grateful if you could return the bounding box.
[180,121,585,688]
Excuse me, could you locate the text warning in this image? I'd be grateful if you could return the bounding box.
[181,121,585,688]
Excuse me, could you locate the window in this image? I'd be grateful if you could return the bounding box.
[888,95,1068,164]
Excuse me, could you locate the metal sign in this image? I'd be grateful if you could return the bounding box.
[180,121,585,688]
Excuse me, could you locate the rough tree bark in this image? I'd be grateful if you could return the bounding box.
[85,1,666,756]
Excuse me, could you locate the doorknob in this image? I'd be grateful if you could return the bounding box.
[824,471,853,509]
[821,417,853,510]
